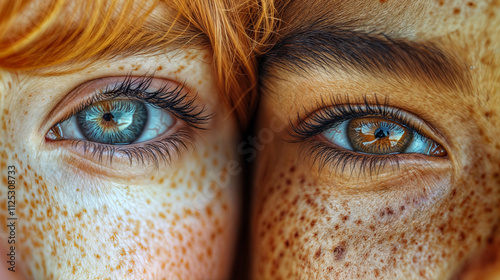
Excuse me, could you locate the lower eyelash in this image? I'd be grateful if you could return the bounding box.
[300,139,402,177]
[68,127,194,168]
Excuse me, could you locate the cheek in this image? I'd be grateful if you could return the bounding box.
[252,146,500,279]
[0,107,241,279]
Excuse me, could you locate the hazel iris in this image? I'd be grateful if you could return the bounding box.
[347,117,412,154]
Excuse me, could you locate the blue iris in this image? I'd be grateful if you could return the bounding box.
[76,100,148,144]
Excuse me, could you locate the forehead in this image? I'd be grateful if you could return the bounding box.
[277,0,495,38]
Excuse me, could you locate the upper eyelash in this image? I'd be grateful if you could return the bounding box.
[288,94,425,142]
[286,94,435,176]
[62,74,212,129]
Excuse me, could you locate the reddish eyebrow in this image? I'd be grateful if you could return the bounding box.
[259,20,471,94]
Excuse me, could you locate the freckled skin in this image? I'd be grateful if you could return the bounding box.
[0,49,241,279]
[252,1,500,279]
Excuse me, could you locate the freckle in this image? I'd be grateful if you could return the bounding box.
[453,8,461,14]
[459,231,466,241]
[119,66,124,70]
[379,0,386,3]
[315,247,322,258]
[467,1,476,8]
[333,242,346,260]
[286,179,291,185]
[157,66,163,71]
[206,206,213,217]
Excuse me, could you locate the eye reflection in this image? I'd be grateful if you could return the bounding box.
[322,116,446,157]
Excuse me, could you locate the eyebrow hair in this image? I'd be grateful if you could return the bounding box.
[259,22,471,93]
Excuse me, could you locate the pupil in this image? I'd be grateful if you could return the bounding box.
[102,113,113,122]
[374,127,389,138]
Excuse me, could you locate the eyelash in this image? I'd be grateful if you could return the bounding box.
[50,75,211,167]
[70,128,193,167]
[60,75,211,128]
[288,95,430,175]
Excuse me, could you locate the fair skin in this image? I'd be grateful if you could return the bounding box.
[0,6,241,280]
[252,0,500,279]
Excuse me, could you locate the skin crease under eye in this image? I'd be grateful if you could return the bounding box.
[252,1,500,279]
[0,48,243,280]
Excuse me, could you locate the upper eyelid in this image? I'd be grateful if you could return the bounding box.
[286,98,448,150]
[41,75,212,135]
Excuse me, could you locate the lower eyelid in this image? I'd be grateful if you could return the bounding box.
[46,122,194,170]
[300,138,450,179]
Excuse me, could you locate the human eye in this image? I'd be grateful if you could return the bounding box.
[289,95,447,175]
[45,75,211,167]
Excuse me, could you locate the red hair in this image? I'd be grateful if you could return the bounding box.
[0,0,276,125]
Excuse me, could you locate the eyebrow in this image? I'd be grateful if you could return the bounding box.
[259,22,471,93]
